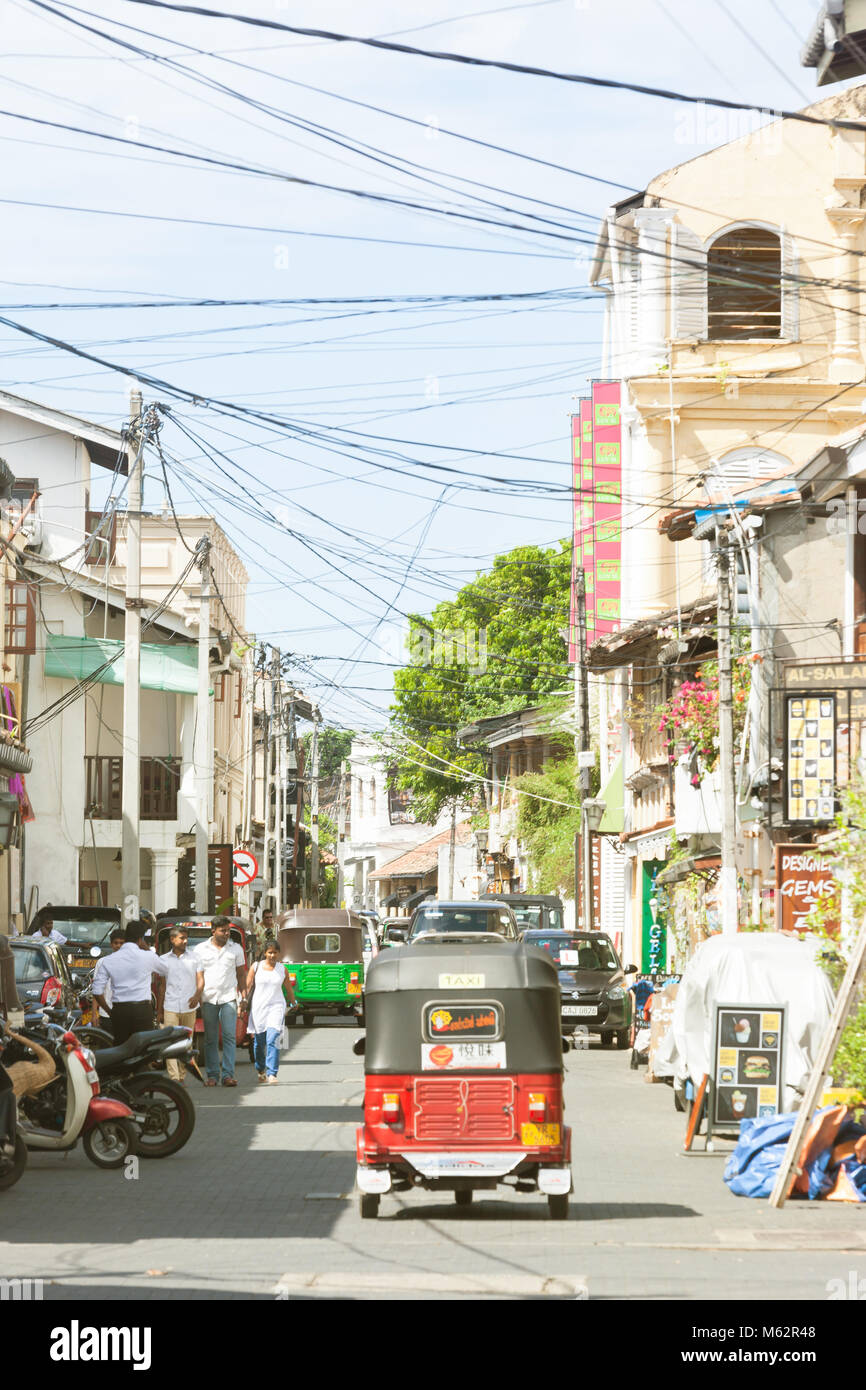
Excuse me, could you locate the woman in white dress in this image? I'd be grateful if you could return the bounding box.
[246,941,296,1083]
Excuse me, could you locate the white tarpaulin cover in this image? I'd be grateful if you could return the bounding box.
[656,933,835,1106]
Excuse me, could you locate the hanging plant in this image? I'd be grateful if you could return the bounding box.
[656,653,753,781]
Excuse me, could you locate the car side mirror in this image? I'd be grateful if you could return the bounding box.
[625,964,639,974]
[352,1036,365,1056]
[388,929,406,943]
[561,1036,571,1054]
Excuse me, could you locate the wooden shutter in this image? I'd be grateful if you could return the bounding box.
[781,228,800,341]
[672,222,708,340]
[5,580,35,655]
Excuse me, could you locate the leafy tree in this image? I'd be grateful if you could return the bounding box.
[515,752,581,895]
[389,541,572,821]
[301,727,354,779]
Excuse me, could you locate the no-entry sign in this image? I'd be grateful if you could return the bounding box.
[232,849,258,887]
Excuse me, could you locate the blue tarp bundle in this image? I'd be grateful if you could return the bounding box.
[724,1108,866,1201]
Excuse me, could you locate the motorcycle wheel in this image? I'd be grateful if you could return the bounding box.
[75,1026,114,1051]
[123,1076,196,1159]
[0,1133,28,1190]
[82,1118,138,1169]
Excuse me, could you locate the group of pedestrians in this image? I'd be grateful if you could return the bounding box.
[92,915,296,1086]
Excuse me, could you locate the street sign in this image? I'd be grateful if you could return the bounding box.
[232,849,258,887]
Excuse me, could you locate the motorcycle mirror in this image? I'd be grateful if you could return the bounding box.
[352,1037,366,1056]
[90,946,102,958]
[624,963,639,974]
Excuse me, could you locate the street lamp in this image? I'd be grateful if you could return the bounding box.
[580,797,606,932]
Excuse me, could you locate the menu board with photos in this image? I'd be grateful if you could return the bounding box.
[785,692,836,824]
[711,1003,785,1132]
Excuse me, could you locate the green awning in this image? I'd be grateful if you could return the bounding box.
[598,755,624,835]
[44,634,200,695]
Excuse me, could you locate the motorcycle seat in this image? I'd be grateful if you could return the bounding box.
[92,1027,181,1072]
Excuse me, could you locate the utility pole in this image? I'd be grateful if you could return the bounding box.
[194,536,211,914]
[310,712,320,908]
[337,758,347,907]
[121,388,143,924]
[575,568,595,930]
[448,800,457,898]
[272,649,283,913]
[716,526,739,935]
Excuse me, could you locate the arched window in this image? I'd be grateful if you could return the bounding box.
[672,221,798,343]
[707,227,781,340]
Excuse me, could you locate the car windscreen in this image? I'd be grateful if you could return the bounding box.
[411,908,513,938]
[526,933,619,970]
[51,918,118,945]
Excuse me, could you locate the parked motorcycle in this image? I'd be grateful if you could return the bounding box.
[27,1001,113,1052]
[92,1026,197,1159]
[10,1023,138,1169]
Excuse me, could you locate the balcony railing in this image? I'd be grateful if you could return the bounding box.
[85,755,179,821]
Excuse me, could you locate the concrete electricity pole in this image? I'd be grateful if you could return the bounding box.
[575,568,595,930]
[337,757,347,907]
[121,388,143,924]
[715,526,739,935]
[194,537,211,914]
[310,712,320,908]
[272,649,283,913]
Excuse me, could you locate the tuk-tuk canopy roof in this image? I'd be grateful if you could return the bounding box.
[364,940,558,995]
[276,908,367,930]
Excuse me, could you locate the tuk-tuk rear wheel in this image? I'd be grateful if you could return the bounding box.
[302,1013,315,1028]
[454,1189,473,1207]
[359,1193,379,1219]
[285,1013,298,1028]
[548,1194,569,1220]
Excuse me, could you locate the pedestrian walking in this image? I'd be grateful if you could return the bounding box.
[152,926,198,1083]
[92,921,157,1044]
[246,940,296,1084]
[190,916,246,1087]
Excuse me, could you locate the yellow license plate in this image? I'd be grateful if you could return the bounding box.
[346,982,362,996]
[520,1123,561,1147]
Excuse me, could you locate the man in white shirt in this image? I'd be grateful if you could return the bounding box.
[92,921,158,1043]
[152,927,198,1083]
[191,917,246,1087]
[33,913,67,946]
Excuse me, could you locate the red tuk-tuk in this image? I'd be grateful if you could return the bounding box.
[155,914,262,1058]
[354,937,572,1219]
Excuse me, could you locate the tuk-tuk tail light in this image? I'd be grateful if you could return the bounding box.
[287,973,297,985]
[528,1093,548,1122]
[381,1093,402,1124]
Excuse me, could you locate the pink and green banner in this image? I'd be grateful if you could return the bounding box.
[569,384,622,659]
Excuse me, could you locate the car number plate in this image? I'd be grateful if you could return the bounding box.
[521,1123,561,1147]
[563,1005,597,1017]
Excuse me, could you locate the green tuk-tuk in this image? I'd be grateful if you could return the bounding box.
[277,909,371,1028]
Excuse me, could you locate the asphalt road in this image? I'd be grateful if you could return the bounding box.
[2,1021,864,1301]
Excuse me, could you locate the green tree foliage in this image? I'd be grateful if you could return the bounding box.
[389,541,572,821]
[515,753,581,895]
[301,727,354,779]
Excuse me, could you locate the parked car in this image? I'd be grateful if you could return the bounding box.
[29,906,121,991]
[10,937,76,1011]
[480,893,566,934]
[394,900,519,945]
[522,929,637,1047]
[379,917,411,949]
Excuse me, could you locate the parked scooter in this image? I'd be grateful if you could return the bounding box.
[11,1023,138,1169]
[93,1026,197,1159]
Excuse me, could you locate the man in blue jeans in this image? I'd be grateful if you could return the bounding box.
[191,917,247,1087]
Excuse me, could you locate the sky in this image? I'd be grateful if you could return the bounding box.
[0,0,833,731]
